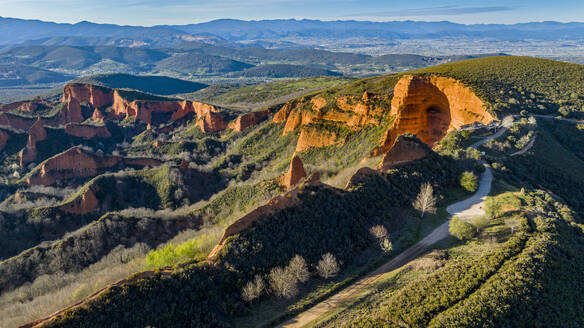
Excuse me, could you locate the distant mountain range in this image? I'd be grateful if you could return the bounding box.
[1,17,584,47]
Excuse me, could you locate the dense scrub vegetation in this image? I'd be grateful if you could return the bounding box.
[228,64,341,78]
[317,190,584,328]
[495,119,584,215]
[156,53,254,75]
[35,148,468,327]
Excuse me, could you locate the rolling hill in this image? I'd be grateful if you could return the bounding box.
[228,64,342,78]
[156,53,254,74]
[0,64,72,86]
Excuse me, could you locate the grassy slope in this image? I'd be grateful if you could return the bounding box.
[317,189,584,328]
[187,76,351,111]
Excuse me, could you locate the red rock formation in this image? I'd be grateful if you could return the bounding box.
[26,147,163,186]
[378,135,430,171]
[295,124,344,152]
[64,98,84,123]
[91,108,105,123]
[0,129,10,151]
[0,99,51,113]
[280,154,307,188]
[195,110,227,133]
[19,117,47,166]
[0,113,36,130]
[274,94,388,137]
[374,75,494,154]
[62,83,114,109]
[62,83,229,129]
[58,184,100,214]
[64,123,111,139]
[228,109,270,132]
[170,101,217,121]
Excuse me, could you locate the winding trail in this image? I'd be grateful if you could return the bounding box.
[278,130,501,328]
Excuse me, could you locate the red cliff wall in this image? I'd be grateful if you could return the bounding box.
[375,75,494,154]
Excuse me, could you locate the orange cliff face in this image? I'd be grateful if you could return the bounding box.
[62,83,114,109]
[26,147,163,186]
[374,75,494,155]
[273,75,494,156]
[378,135,431,171]
[58,184,100,215]
[228,109,270,132]
[273,92,389,151]
[274,93,389,136]
[60,83,235,131]
[279,154,307,188]
[19,118,47,166]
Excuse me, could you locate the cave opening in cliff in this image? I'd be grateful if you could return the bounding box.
[424,104,451,146]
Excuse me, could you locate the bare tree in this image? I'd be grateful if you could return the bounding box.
[413,183,437,218]
[369,225,388,239]
[471,215,490,233]
[505,217,521,234]
[316,253,340,279]
[287,255,310,283]
[242,275,265,302]
[269,267,298,298]
[502,115,515,128]
[380,238,393,254]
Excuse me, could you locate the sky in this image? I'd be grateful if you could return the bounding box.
[1,0,583,26]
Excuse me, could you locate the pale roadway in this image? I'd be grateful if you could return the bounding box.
[278,129,502,328]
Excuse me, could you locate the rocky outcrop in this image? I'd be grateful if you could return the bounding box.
[170,101,217,121]
[273,92,389,151]
[58,184,100,214]
[279,154,307,188]
[62,83,114,109]
[62,83,232,130]
[195,110,228,133]
[0,112,36,130]
[91,108,105,123]
[374,75,494,154]
[64,123,111,139]
[378,135,431,171]
[274,93,388,137]
[26,147,162,186]
[19,117,47,166]
[0,99,52,113]
[296,124,344,152]
[0,129,10,151]
[228,109,270,132]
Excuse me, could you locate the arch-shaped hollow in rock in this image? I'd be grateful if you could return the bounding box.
[374,75,495,155]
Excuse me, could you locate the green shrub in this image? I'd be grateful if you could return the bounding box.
[460,171,478,193]
[449,217,476,240]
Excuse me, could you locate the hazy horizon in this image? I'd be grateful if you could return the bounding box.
[2,15,584,28]
[1,0,583,26]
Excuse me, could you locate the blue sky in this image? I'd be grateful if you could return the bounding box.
[1,0,583,26]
